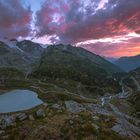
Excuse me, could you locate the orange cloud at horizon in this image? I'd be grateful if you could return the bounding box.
[77,33,140,57]
[103,45,140,57]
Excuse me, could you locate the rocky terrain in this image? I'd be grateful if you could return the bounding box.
[122,68,140,118]
[0,76,139,140]
[0,40,139,140]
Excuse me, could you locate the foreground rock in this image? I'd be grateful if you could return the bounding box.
[65,100,86,113]
[0,130,5,136]
[86,103,112,116]
[17,113,27,121]
[51,104,63,110]
[36,109,46,117]
[0,115,16,129]
[112,118,140,140]
[29,115,35,121]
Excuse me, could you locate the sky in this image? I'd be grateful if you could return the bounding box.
[0,0,140,57]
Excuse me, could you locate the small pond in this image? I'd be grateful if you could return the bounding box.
[0,90,43,113]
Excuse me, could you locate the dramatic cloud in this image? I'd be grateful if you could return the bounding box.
[0,0,32,38]
[0,0,140,57]
[35,0,140,44]
[77,33,140,57]
[83,42,140,57]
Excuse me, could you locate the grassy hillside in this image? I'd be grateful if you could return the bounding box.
[0,68,25,79]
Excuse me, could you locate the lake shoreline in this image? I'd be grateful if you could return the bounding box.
[0,89,43,113]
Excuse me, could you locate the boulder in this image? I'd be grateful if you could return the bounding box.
[17,113,27,121]
[36,109,46,117]
[111,118,140,139]
[92,123,99,130]
[0,130,5,136]
[0,115,16,129]
[69,120,74,125]
[65,100,86,113]
[51,104,62,110]
[43,103,48,108]
[92,116,99,121]
[29,115,35,121]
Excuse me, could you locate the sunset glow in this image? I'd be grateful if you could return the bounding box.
[0,0,140,57]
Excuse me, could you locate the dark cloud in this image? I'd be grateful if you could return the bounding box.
[0,0,32,38]
[35,0,140,44]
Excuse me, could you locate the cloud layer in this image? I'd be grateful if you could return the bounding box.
[35,0,140,44]
[0,0,140,57]
[0,0,32,38]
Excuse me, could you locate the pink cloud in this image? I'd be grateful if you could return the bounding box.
[35,0,140,44]
[0,0,32,38]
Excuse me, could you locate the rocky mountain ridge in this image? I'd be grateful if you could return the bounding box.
[0,39,122,74]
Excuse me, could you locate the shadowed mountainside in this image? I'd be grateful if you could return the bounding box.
[115,55,140,72]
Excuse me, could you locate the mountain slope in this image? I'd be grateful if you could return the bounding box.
[0,40,44,74]
[32,44,122,79]
[122,67,140,117]
[0,67,24,80]
[73,47,123,73]
[103,56,119,63]
[31,44,122,94]
[115,55,140,72]
[16,40,43,58]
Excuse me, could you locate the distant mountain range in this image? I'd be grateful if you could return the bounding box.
[115,55,140,72]
[103,56,119,63]
[0,39,122,75]
[0,39,123,94]
[1,39,140,74]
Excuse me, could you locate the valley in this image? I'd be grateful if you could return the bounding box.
[0,71,139,140]
[0,40,139,140]
[0,0,140,139]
